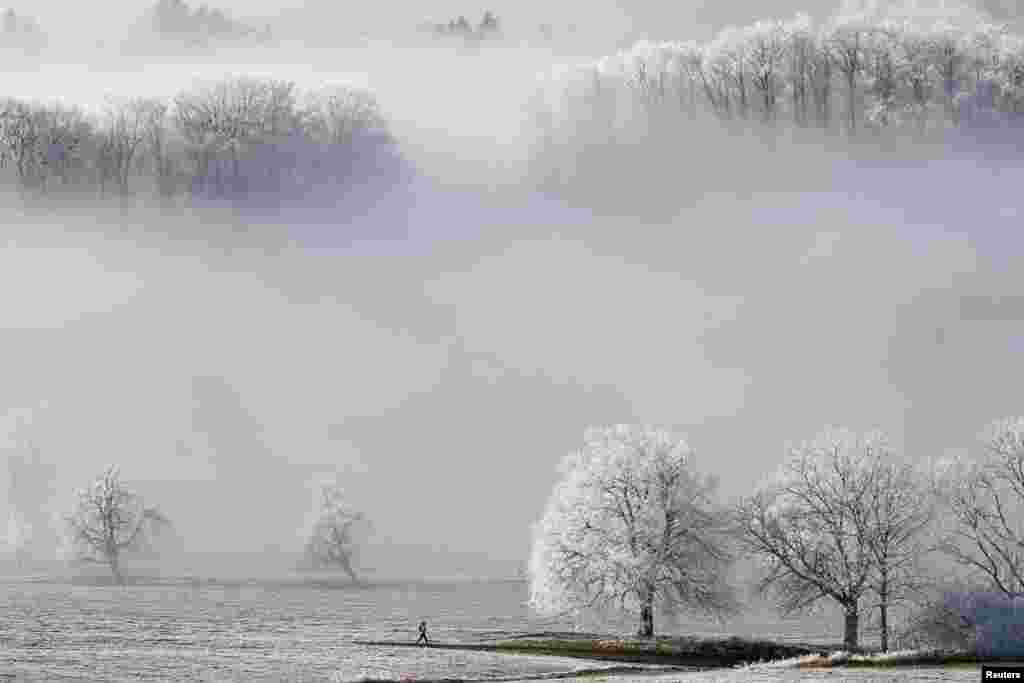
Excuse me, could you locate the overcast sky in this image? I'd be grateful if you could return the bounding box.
[1,0,1022,580]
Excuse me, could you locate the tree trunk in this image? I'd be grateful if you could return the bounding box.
[109,553,124,585]
[843,604,860,652]
[880,599,889,653]
[847,72,857,135]
[639,591,654,638]
[878,572,890,652]
[340,555,359,584]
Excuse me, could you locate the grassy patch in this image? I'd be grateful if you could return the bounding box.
[486,633,821,667]
[359,633,1007,670]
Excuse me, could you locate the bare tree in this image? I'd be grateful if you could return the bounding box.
[173,76,298,197]
[935,417,1024,596]
[299,86,386,147]
[784,14,817,127]
[97,97,167,196]
[0,100,92,194]
[745,20,788,123]
[893,24,936,133]
[808,31,835,130]
[302,481,370,583]
[827,19,872,135]
[862,24,901,130]
[0,98,44,190]
[65,465,170,584]
[926,23,969,124]
[132,99,179,198]
[737,428,887,652]
[864,457,936,651]
[707,28,751,120]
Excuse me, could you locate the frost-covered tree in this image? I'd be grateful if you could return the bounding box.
[863,22,901,128]
[708,26,752,120]
[826,16,873,134]
[737,428,908,652]
[935,417,1024,596]
[173,76,298,197]
[528,425,738,638]
[783,14,818,127]
[65,465,170,584]
[744,20,789,121]
[299,86,386,147]
[302,480,370,583]
[97,97,163,196]
[863,453,936,651]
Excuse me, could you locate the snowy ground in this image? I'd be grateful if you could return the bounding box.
[505,665,981,682]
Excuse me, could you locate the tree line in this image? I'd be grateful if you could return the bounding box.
[528,420,1024,653]
[529,9,1024,179]
[8,412,1023,654]
[0,76,396,207]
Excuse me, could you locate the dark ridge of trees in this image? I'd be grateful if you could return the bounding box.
[425,11,502,41]
[0,7,46,52]
[149,0,271,46]
[979,0,1024,26]
[2,7,39,34]
[0,78,408,213]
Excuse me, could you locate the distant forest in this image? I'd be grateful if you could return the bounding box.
[148,0,272,46]
[0,78,405,210]
[422,11,502,40]
[0,7,45,51]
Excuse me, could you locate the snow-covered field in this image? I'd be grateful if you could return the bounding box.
[0,577,864,682]
[538,666,980,683]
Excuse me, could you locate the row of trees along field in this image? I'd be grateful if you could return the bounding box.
[56,466,368,585]
[0,77,397,206]
[528,421,1024,653]
[529,8,1024,176]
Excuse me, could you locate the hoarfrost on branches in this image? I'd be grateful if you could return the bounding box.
[935,416,1024,595]
[302,479,370,583]
[737,427,932,652]
[528,425,737,638]
[65,465,170,584]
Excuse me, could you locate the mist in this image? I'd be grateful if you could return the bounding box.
[0,0,1022,584]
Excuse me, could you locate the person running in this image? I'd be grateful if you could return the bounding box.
[416,620,430,647]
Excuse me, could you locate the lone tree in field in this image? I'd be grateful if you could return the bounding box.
[935,417,1024,595]
[302,481,370,583]
[736,427,934,652]
[65,465,170,584]
[528,425,738,638]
